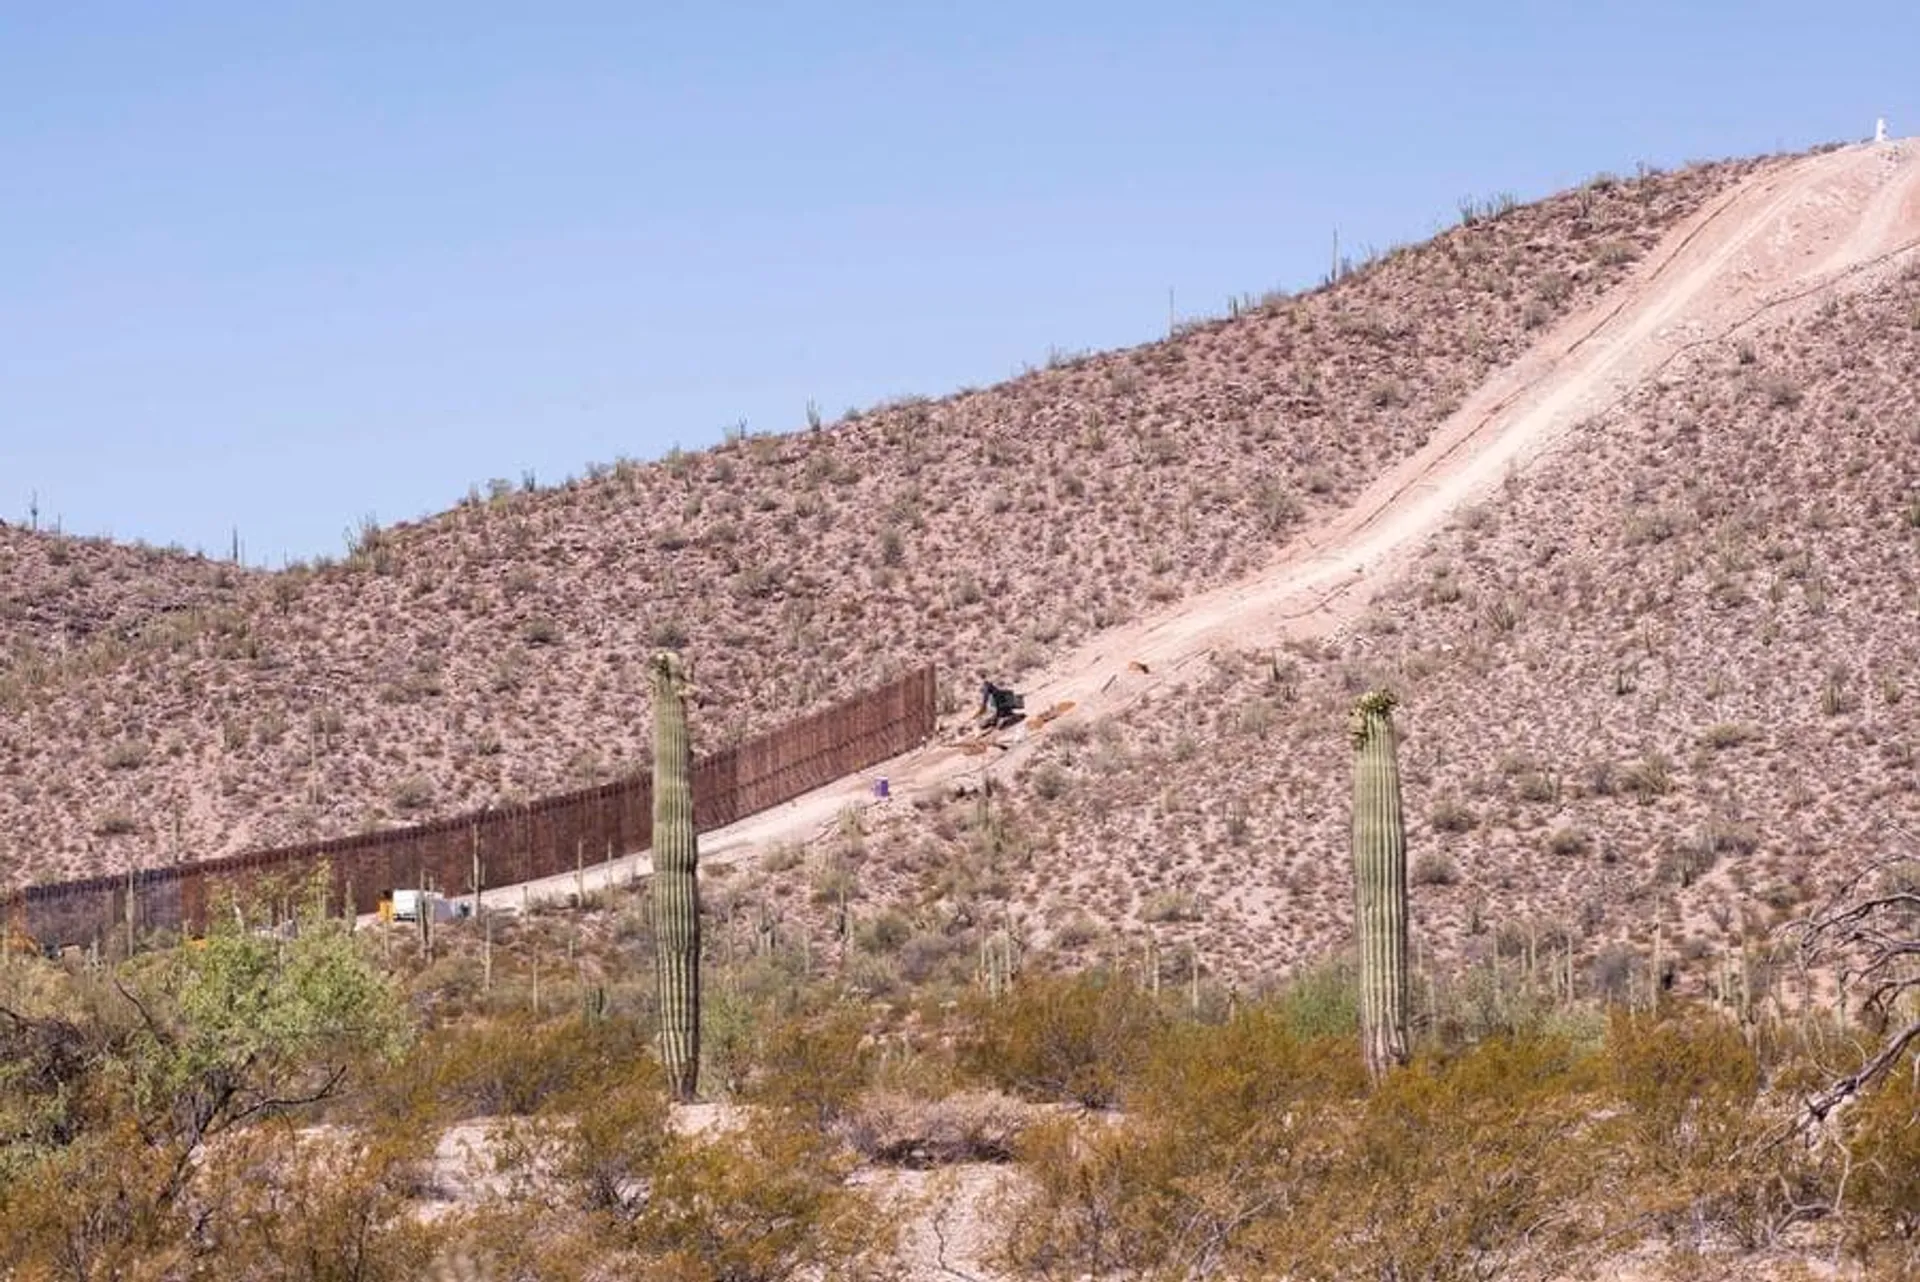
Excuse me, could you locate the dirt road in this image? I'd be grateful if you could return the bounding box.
[492,138,1920,911]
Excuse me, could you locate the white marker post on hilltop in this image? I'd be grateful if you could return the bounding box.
[1875,117,1888,143]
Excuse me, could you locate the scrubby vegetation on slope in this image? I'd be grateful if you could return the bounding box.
[0,524,259,660]
[2,890,1913,1280]
[824,259,1918,988]
[0,160,1761,880]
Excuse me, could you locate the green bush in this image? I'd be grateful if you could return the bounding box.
[1272,956,1360,1041]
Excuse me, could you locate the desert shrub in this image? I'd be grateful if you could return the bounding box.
[1008,1021,1596,1281]
[1410,850,1459,886]
[92,807,139,836]
[1754,372,1803,408]
[1049,911,1100,949]
[699,975,782,1099]
[741,1005,873,1128]
[1140,889,1202,923]
[103,737,150,770]
[118,909,408,1148]
[840,949,904,998]
[433,1204,607,1282]
[0,999,95,1173]
[1593,238,1640,266]
[837,1087,1027,1165]
[1026,762,1070,800]
[1622,751,1674,801]
[395,1014,647,1120]
[1601,1009,1799,1246]
[492,1063,673,1217]
[759,842,804,873]
[1272,956,1360,1041]
[1588,944,1639,1003]
[0,917,420,1278]
[1002,1115,1184,1278]
[628,1114,897,1280]
[444,1110,896,1279]
[1136,1005,1364,1143]
[192,1124,447,1282]
[1274,1035,1602,1281]
[1842,1060,1920,1268]
[1545,825,1591,856]
[405,951,491,1021]
[389,774,434,811]
[895,926,970,986]
[1428,796,1477,833]
[962,970,1162,1108]
[852,908,912,955]
[1514,769,1559,803]
[1702,816,1761,856]
[1428,959,1575,1046]
[0,1121,184,1279]
[1701,720,1760,750]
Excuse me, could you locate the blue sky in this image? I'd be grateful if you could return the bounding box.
[4,2,1914,565]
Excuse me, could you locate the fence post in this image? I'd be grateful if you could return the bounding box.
[471,825,483,917]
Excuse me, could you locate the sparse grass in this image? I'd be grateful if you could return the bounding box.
[1428,797,1478,833]
[102,738,150,771]
[92,808,139,836]
[1621,752,1674,802]
[1140,890,1203,923]
[390,775,434,812]
[1545,826,1591,857]
[1701,721,1761,749]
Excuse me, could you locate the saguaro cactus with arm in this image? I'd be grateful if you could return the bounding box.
[650,650,701,1100]
[1351,689,1410,1081]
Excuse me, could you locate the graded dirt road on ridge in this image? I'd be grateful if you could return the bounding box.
[495,139,1920,911]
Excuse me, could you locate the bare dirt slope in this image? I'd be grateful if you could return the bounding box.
[558,140,1920,982]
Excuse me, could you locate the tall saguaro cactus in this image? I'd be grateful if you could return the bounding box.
[1350,689,1410,1082]
[650,650,701,1100]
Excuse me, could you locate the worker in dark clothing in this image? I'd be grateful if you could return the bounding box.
[977,672,1023,729]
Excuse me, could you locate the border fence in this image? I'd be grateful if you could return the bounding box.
[3,665,937,952]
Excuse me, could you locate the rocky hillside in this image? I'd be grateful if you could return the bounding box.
[0,525,257,660]
[0,158,1761,884]
[820,258,1919,985]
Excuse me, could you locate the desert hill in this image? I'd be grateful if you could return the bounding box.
[854,260,1919,987]
[3,139,1917,1282]
[0,156,1758,882]
[0,524,257,661]
[661,141,1918,993]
